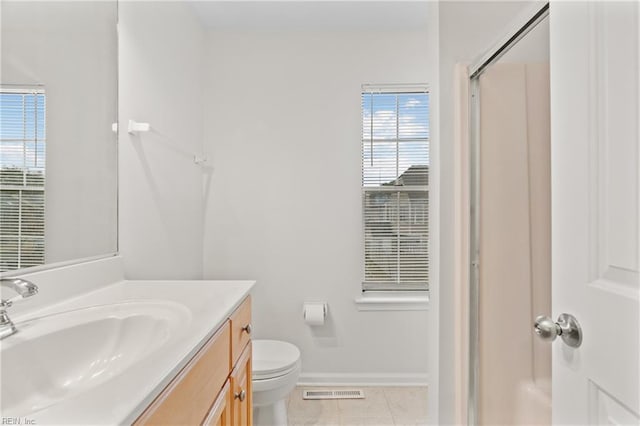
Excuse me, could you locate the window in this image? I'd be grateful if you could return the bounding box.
[362,85,429,291]
[0,88,46,271]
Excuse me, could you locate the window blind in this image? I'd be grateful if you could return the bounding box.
[362,86,429,291]
[0,88,46,271]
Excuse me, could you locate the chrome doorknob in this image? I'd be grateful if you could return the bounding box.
[235,389,246,402]
[534,313,582,348]
[534,315,561,341]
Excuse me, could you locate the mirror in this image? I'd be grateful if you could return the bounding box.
[0,1,118,272]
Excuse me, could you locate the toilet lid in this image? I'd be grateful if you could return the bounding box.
[252,339,301,380]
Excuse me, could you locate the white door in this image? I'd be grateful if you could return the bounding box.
[550,2,640,424]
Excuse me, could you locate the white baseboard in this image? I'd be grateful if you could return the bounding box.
[297,372,428,387]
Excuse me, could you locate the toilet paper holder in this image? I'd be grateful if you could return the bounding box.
[303,302,328,325]
[303,302,327,316]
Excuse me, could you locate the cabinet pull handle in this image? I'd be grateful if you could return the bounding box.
[235,389,246,402]
[242,324,252,335]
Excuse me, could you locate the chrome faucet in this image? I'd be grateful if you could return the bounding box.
[0,278,39,339]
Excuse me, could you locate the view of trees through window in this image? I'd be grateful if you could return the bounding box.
[362,89,429,291]
[0,90,46,271]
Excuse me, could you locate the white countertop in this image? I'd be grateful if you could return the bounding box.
[2,279,255,425]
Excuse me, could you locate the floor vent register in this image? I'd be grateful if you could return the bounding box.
[302,389,365,400]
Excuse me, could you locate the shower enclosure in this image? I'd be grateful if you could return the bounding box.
[468,5,551,425]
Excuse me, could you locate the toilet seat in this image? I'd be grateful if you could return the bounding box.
[252,339,301,381]
[251,339,301,425]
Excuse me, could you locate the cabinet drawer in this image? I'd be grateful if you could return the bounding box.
[135,321,231,425]
[230,296,252,364]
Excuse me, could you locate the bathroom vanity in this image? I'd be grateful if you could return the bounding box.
[135,296,253,426]
[0,261,255,426]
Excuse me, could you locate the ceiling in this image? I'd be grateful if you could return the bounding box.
[189,1,429,31]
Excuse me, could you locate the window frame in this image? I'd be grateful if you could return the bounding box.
[361,84,430,293]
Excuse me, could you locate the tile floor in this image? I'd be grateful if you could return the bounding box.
[286,386,428,426]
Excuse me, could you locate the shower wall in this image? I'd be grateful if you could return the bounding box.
[478,62,551,425]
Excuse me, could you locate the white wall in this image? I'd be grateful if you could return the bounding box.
[118,2,205,279]
[202,29,432,382]
[1,1,118,265]
[437,1,539,423]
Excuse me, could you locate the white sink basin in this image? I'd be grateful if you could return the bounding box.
[0,301,190,416]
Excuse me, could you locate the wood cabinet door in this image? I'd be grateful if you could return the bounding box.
[203,380,232,426]
[230,342,252,426]
[134,322,231,426]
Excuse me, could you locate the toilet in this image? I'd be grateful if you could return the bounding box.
[252,339,301,426]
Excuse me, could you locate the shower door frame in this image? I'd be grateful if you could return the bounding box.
[466,3,549,425]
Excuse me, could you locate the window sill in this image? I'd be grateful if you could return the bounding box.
[354,291,429,311]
